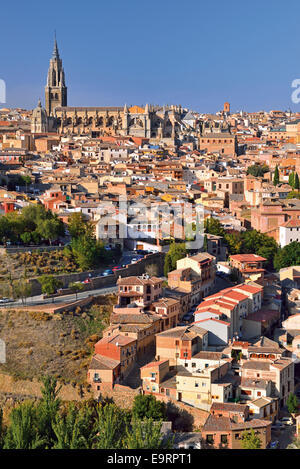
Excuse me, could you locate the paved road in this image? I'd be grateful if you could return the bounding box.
[271,424,296,449]
[0,284,118,308]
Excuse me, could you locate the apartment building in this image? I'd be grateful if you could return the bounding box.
[176,252,216,299]
[155,325,208,366]
[193,284,263,345]
[229,254,267,283]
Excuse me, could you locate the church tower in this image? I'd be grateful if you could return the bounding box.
[45,35,67,116]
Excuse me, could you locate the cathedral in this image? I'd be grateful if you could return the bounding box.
[31,38,188,140]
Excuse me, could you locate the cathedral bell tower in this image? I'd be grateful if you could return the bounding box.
[45,35,67,116]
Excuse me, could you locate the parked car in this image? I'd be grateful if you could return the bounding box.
[102,269,113,276]
[279,417,293,426]
[82,278,91,284]
[112,265,122,272]
[269,440,279,449]
[0,297,11,304]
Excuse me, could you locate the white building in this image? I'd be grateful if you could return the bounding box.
[279,219,300,247]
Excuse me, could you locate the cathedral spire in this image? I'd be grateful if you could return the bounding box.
[45,34,67,116]
[52,32,59,59]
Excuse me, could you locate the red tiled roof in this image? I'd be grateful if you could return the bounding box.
[230,254,267,262]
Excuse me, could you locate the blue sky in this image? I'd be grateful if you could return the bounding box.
[1,0,300,113]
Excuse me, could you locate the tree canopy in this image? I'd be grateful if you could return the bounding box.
[246,164,270,178]
[164,242,187,276]
[287,393,298,414]
[0,204,64,245]
[0,378,174,450]
[274,242,300,271]
[132,394,166,421]
[240,428,261,449]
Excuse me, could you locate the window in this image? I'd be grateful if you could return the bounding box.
[192,362,196,368]
[221,435,228,444]
[195,382,199,387]
[206,435,214,444]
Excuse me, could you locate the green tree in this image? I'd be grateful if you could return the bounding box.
[295,173,300,192]
[4,402,45,449]
[289,172,295,189]
[38,275,63,299]
[69,281,85,300]
[36,218,63,244]
[124,418,173,449]
[204,217,225,237]
[71,235,105,271]
[240,230,278,268]
[203,234,208,252]
[68,212,87,239]
[94,403,129,449]
[240,428,261,449]
[36,375,62,448]
[164,242,187,277]
[247,164,270,178]
[0,215,12,243]
[132,394,166,421]
[52,404,90,449]
[273,165,280,186]
[12,278,32,305]
[20,232,32,245]
[224,232,243,255]
[287,393,298,414]
[164,254,173,277]
[274,242,300,271]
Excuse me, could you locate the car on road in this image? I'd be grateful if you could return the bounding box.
[280,417,294,426]
[82,278,91,284]
[131,255,144,263]
[101,269,113,276]
[0,297,11,303]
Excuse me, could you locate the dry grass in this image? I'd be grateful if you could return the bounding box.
[0,295,116,385]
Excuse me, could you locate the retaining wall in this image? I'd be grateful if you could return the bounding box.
[28,252,166,296]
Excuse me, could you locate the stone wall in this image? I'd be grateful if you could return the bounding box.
[29,252,166,296]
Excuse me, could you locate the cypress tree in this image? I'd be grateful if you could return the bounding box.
[289,171,295,188]
[295,173,300,192]
[273,165,280,186]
